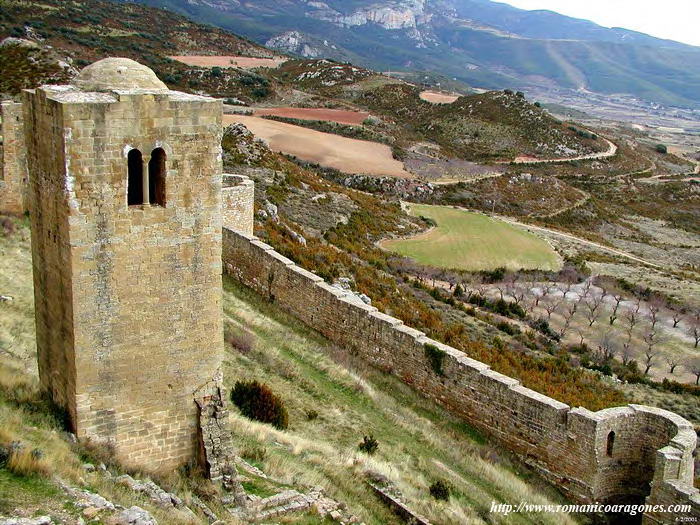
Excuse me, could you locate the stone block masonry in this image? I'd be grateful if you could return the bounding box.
[22,58,226,473]
[222,227,700,524]
[0,101,28,215]
[222,174,254,236]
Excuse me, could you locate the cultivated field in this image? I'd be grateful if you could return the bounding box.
[419,91,460,104]
[254,107,370,125]
[224,115,411,178]
[169,55,286,69]
[381,205,562,271]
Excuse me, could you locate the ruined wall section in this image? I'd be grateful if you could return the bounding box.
[0,101,28,215]
[24,85,224,472]
[222,228,700,523]
[222,174,254,236]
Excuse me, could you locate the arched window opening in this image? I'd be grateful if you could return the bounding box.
[606,431,615,457]
[148,148,166,207]
[127,149,143,206]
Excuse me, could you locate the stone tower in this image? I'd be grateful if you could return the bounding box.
[23,58,225,471]
[0,100,28,215]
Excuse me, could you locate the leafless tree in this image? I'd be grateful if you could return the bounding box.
[687,359,700,386]
[560,303,579,339]
[609,294,624,326]
[511,286,528,307]
[665,356,680,375]
[561,267,580,299]
[643,349,658,376]
[642,330,661,375]
[535,281,555,307]
[596,332,618,363]
[647,296,665,333]
[584,295,604,327]
[671,308,685,329]
[542,298,560,320]
[623,299,642,333]
[621,342,634,367]
[689,312,700,349]
[580,279,593,300]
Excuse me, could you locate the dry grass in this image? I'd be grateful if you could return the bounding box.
[6,448,51,478]
[222,278,579,524]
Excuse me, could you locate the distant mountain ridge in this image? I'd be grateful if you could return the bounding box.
[117,0,700,108]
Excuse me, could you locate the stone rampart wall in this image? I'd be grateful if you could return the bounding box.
[222,228,700,523]
[222,174,254,236]
[0,101,28,215]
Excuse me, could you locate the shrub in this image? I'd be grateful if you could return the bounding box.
[529,318,560,341]
[210,66,223,78]
[429,480,451,501]
[656,144,668,154]
[496,321,520,336]
[3,444,50,477]
[231,380,289,429]
[358,435,379,455]
[534,102,542,108]
[241,445,268,463]
[306,409,319,421]
[424,343,446,376]
[226,328,256,354]
[1,217,15,236]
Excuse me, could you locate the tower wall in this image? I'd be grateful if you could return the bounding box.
[222,174,254,236]
[0,101,28,215]
[24,85,224,471]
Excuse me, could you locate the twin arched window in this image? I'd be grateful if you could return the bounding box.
[127,148,166,207]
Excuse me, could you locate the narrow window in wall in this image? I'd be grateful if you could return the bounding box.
[127,149,144,205]
[606,431,615,457]
[148,148,166,207]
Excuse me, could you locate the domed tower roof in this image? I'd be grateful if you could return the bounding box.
[73,57,168,92]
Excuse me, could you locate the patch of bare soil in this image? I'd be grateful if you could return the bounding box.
[224,115,412,178]
[419,90,459,104]
[169,55,286,69]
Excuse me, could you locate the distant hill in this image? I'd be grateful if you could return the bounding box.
[117,0,700,108]
[0,0,280,99]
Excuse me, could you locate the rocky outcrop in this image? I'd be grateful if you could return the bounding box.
[308,1,426,30]
[265,31,332,59]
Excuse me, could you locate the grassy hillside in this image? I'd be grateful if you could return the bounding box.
[0,218,577,524]
[0,0,283,100]
[382,205,561,271]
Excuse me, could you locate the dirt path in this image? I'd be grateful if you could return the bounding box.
[504,136,617,165]
[498,217,664,269]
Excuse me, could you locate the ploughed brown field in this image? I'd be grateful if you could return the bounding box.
[169,55,287,69]
[253,107,370,126]
[419,90,460,104]
[225,115,411,178]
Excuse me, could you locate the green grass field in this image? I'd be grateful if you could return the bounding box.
[383,205,561,271]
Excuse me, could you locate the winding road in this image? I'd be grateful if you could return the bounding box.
[497,216,664,270]
[505,136,618,165]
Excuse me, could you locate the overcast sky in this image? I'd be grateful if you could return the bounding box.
[500,0,700,47]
